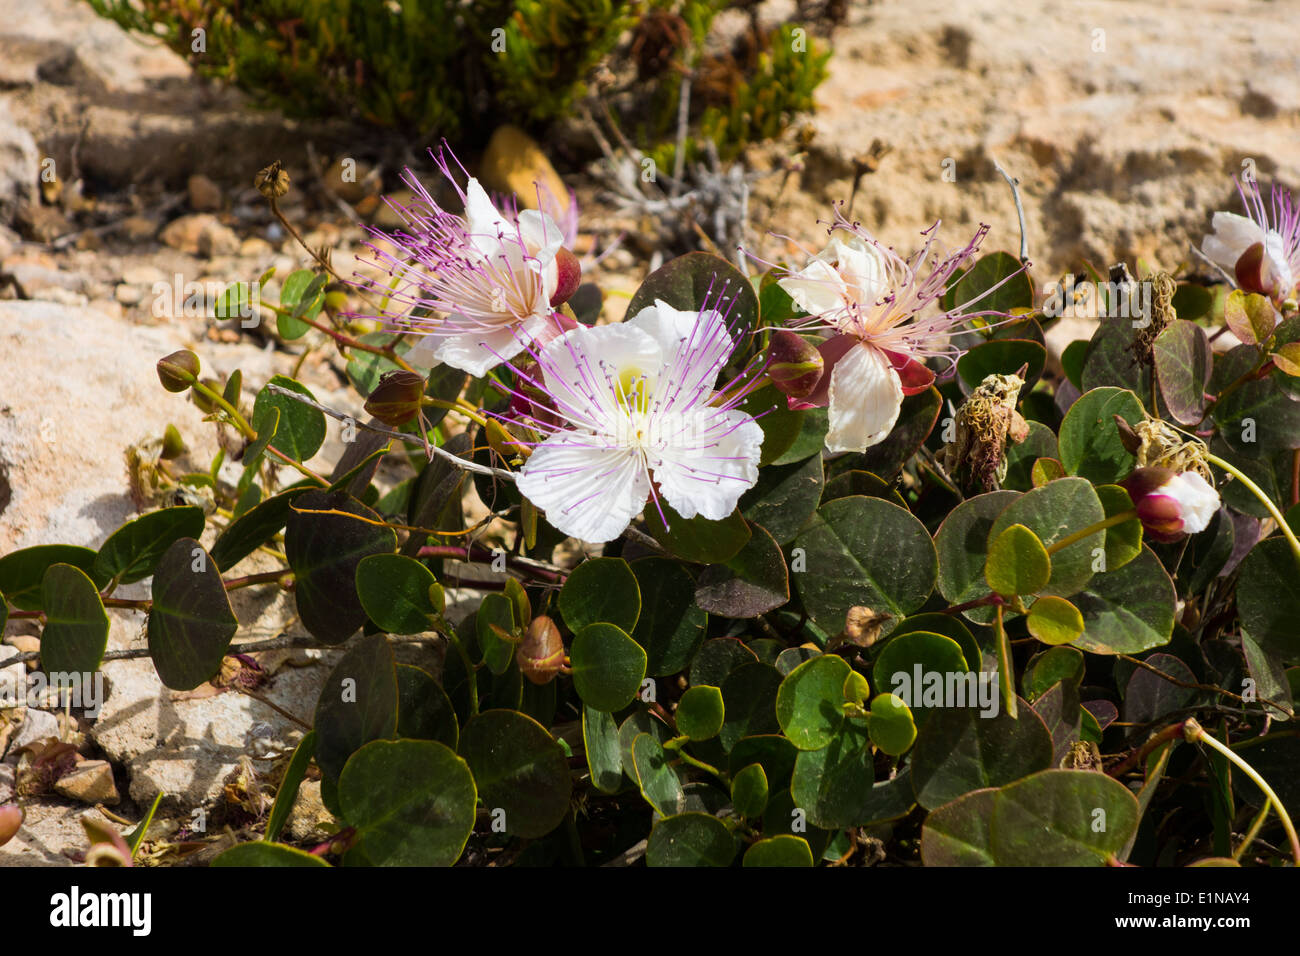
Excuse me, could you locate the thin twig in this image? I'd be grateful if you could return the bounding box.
[3,633,442,668]
[991,156,1029,263]
[264,382,516,481]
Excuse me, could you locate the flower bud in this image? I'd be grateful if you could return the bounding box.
[0,803,23,847]
[160,423,187,460]
[364,370,426,426]
[156,350,200,392]
[1235,241,1282,299]
[517,615,565,685]
[549,247,582,308]
[1121,467,1220,542]
[765,329,824,399]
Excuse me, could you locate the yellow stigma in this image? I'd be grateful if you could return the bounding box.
[616,366,650,415]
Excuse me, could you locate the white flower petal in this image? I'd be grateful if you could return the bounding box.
[1202,211,1266,272]
[630,299,732,401]
[517,434,649,543]
[517,209,564,261]
[435,322,530,377]
[649,407,763,521]
[1158,472,1220,534]
[464,178,509,256]
[824,344,904,453]
[539,323,663,428]
[778,258,846,317]
[404,335,443,371]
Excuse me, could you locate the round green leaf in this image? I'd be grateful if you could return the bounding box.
[459,710,571,839]
[911,701,1052,810]
[40,564,109,676]
[395,664,458,749]
[583,705,624,794]
[1153,320,1211,426]
[618,710,672,780]
[1237,538,1300,662]
[791,719,874,828]
[339,738,476,866]
[313,633,399,782]
[984,523,1051,597]
[775,654,850,750]
[1094,484,1143,572]
[285,490,397,645]
[694,522,788,618]
[146,539,238,690]
[690,637,758,687]
[956,338,1046,392]
[632,732,685,816]
[1072,546,1176,655]
[676,685,725,741]
[989,477,1105,597]
[942,251,1033,315]
[988,769,1140,865]
[570,622,647,712]
[731,763,769,818]
[645,812,738,867]
[739,454,824,543]
[871,631,970,727]
[355,553,440,635]
[935,490,1019,613]
[741,384,805,466]
[252,375,326,462]
[718,661,783,751]
[93,506,205,586]
[792,496,937,636]
[626,252,759,341]
[212,843,330,867]
[558,557,640,633]
[1027,596,1085,646]
[643,501,751,564]
[630,558,707,676]
[0,545,101,611]
[743,834,813,867]
[1058,387,1144,483]
[867,693,916,756]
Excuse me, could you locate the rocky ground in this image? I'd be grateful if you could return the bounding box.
[2,0,1298,865]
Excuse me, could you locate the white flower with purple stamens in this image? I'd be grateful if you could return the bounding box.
[500,299,764,544]
[1202,178,1300,301]
[776,211,1014,454]
[354,149,580,377]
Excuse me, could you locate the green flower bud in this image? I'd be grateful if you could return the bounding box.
[364,370,425,426]
[160,423,187,460]
[765,329,823,399]
[156,350,200,392]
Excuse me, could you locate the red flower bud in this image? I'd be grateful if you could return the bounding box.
[1121,467,1220,543]
[766,329,824,399]
[549,247,582,308]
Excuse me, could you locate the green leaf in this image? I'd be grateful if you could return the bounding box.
[892,613,982,671]
[264,731,317,843]
[942,251,1033,315]
[643,501,751,564]
[570,622,647,712]
[1058,387,1145,483]
[558,557,640,633]
[1153,320,1211,426]
[989,478,1105,597]
[1213,365,1300,455]
[1237,538,1300,662]
[618,710,673,780]
[775,654,850,750]
[676,685,725,740]
[1023,646,1085,701]
[340,739,476,866]
[821,469,907,509]
[743,834,814,866]
[475,592,517,676]
[957,338,1046,392]
[792,495,937,636]
[355,553,440,635]
[1224,289,1276,345]
[791,719,874,828]
[583,705,624,794]
[911,701,1052,809]
[985,523,1051,597]
[1002,423,1060,491]
[285,490,397,645]
[741,384,804,466]
[919,788,998,865]
[346,333,415,395]
[690,637,758,687]
[1094,484,1143,572]
[718,661,783,751]
[1072,546,1176,655]
[771,408,829,465]
[211,488,308,572]
[935,491,1019,613]
[39,564,109,675]
[146,539,238,690]
[212,843,330,867]
[1027,596,1085,646]
[395,664,458,748]
[694,522,788,618]
[626,252,759,341]
[242,405,279,468]
[1080,317,1152,400]
[871,631,970,728]
[313,633,399,782]
[460,710,571,839]
[629,559,707,676]
[93,506,205,585]
[252,375,326,462]
[731,763,770,818]
[728,735,798,788]
[988,770,1139,865]
[867,693,917,756]
[739,454,824,543]
[646,812,737,867]
[632,733,684,816]
[0,545,101,610]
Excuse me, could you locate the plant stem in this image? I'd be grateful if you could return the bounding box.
[1044,509,1138,556]
[188,378,329,487]
[1206,453,1300,563]
[664,737,729,785]
[1185,718,1300,864]
[1234,798,1272,862]
[222,570,293,590]
[442,627,479,718]
[1106,720,1187,778]
[994,604,1017,719]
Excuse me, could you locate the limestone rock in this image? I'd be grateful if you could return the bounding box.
[53,760,119,805]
